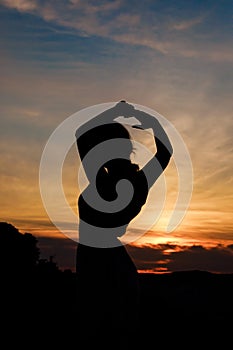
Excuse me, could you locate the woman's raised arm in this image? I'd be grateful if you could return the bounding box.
[132,109,173,189]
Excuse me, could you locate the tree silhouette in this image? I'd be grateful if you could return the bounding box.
[0,222,40,275]
[0,222,61,276]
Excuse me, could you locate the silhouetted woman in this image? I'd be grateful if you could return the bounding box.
[75,101,173,343]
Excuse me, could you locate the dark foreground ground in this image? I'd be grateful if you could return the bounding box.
[2,270,233,348]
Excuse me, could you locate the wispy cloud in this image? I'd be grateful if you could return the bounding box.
[1,0,232,62]
[172,15,204,31]
[2,0,37,12]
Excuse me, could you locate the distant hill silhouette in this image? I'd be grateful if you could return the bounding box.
[1,222,232,347]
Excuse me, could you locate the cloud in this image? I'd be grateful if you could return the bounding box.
[33,235,233,274]
[172,16,204,31]
[2,0,37,12]
[2,0,232,62]
[128,242,233,274]
[69,0,122,13]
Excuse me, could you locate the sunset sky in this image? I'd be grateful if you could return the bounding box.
[1,0,233,273]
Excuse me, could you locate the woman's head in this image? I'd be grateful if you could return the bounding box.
[76,122,133,162]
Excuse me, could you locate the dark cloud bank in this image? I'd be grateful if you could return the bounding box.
[38,235,233,274]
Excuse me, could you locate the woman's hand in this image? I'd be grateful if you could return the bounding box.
[113,103,157,131]
[113,100,135,117]
[132,110,157,130]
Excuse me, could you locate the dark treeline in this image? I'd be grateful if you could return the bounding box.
[1,222,232,347]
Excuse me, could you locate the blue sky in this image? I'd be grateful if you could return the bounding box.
[1,0,232,117]
[1,0,233,272]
